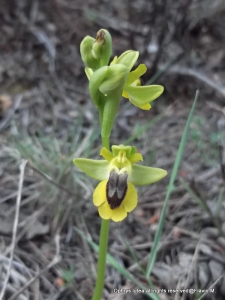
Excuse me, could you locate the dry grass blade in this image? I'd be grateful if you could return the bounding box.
[0,159,27,300]
[197,274,224,300]
[181,240,202,300]
[169,66,225,96]
[7,235,61,300]
[27,160,78,197]
[7,257,61,300]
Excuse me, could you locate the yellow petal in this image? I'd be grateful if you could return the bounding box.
[93,180,107,207]
[129,99,151,110]
[139,103,151,110]
[98,201,113,220]
[111,205,127,222]
[129,153,143,164]
[100,147,114,161]
[126,64,147,85]
[122,182,138,212]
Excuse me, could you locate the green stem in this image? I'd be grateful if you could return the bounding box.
[101,136,109,149]
[91,219,110,300]
[101,92,121,140]
[91,136,110,300]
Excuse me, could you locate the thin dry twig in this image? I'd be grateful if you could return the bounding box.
[7,257,61,300]
[181,240,202,300]
[197,274,224,300]
[168,65,225,97]
[8,235,61,300]
[27,161,78,197]
[0,159,27,300]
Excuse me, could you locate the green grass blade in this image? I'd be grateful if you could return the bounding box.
[74,228,160,300]
[118,231,146,275]
[118,232,159,297]
[146,90,199,278]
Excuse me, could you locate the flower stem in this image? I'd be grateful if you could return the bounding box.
[101,136,110,149]
[91,135,110,300]
[91,219,110,300]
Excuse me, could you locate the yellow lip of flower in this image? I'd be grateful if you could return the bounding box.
[73,145,167,222]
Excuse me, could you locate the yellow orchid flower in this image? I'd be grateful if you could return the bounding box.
[111,51,164,110]
[73,145,167,222]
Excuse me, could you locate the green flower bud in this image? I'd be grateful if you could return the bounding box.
[88,64,129,138]
[92,29,112,67]
[89,64,129,109]
[88,66,108,109]
[99,64,129,94]
[80,30,112,70]
[80,36,99,70]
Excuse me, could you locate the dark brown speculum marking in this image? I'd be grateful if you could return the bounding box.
[106,170,128,209]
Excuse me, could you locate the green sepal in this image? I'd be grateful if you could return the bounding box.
[129,164,167,186]
[73,158,109,181]
[112,145,132,157]
[130,146,137,155]
[80,36,99,70]
[125,85,164,107]
[114,50,139,70]
[110,145,142,164]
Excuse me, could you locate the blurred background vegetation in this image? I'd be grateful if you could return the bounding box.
[0,0,225,299]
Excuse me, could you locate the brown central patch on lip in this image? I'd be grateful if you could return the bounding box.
[106,170,128,209]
